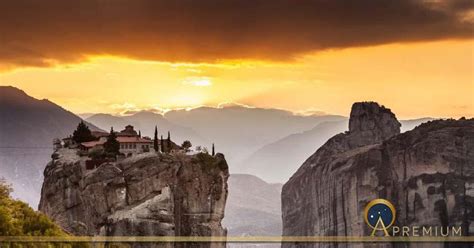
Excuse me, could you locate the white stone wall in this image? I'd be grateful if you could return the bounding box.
[119,142,151,155]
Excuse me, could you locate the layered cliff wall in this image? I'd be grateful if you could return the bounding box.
[39,150,229,246]
[282,102,474,247]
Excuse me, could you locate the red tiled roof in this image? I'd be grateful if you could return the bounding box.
[81,140,105,148]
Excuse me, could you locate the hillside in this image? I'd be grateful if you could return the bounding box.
[0,86,100,147]
[86,111,207,146]
[240,118,434,183]
[0,86,100,207]
[223,174,282,236]
[164,106,346,166]
[239,121,347,183]
[85,106,346,172]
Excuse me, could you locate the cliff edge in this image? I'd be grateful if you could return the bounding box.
[282,102,473,247]
[39,149,229,245]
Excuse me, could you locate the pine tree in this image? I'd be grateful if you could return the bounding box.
[212,143,215,156]
[167,131,171,152]
[160,135,165,153]
[104,127,120,156]
[139,130,142,137]
[72,121,95,143]
[153,126,159,152]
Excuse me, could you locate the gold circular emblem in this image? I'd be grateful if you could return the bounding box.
[364,198,396,230]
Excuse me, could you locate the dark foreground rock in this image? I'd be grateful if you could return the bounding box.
[39,150,229,248]
[282,102,474,248]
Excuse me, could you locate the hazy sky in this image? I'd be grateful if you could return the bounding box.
[0,0,473,118]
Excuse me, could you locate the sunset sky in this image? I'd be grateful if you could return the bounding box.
[0,0,473,119]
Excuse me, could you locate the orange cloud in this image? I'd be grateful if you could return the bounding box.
[0,0,473,69]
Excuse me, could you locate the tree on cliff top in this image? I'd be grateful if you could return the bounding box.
[72,121,95,143]
[160,135,165,153]
[104,127,120,156]
[0,178,65,236]
[181,140,192,152]
[153,126,159,152]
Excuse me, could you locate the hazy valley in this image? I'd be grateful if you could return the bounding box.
[0,86,435,237]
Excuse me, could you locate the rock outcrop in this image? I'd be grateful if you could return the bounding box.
[39,150,229,247]
[282,102,474,247]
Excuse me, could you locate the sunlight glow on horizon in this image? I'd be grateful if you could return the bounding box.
[182,77,213,87]
[0,40,472,119]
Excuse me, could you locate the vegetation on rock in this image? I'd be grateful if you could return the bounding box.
[103,128,120,157]
[181,140,192,152]
[0,179,64,236]
[72,121,95,143]
[153,126,159,152]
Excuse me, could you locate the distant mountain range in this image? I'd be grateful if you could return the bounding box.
[87,107,346,169]
[0,86,100,205]
[86,111,208,146]
[0,86,435,237]
[223,174,282,236]
[239,120,348,183]
[0,86,100,147]
[238,118,434,183]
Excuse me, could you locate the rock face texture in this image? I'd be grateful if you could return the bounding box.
[282,102,474,248]
[39,150,229,247]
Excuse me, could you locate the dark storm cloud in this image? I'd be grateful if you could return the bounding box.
[0,0,472,67]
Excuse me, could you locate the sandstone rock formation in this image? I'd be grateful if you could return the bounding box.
[282,102,473,248]
[39,149,229,247]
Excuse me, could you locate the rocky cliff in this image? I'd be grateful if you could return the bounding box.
[282,102,474,247]
[39,149,229,247]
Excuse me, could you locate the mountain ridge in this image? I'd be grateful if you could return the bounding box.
[223,173,282,236]
[0,86,101,207]
[240,117,435,183]
[86,107,346,169]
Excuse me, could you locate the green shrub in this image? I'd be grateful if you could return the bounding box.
[0,179,89,248]
[0,180,64,236]
[88,147,104,159]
